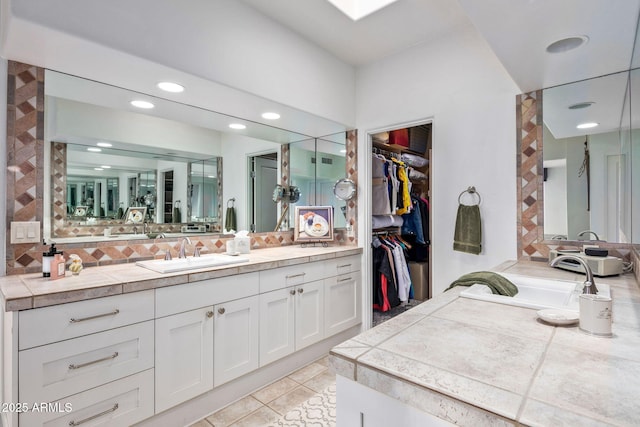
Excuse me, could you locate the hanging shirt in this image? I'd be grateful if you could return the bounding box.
[372,154,391,215]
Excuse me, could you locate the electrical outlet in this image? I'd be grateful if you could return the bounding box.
[11,221,41,244]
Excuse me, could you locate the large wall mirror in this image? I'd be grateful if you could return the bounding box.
[44,69,352,243]
[540,69,638,244]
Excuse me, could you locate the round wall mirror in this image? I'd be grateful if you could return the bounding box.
[333,178,356,201]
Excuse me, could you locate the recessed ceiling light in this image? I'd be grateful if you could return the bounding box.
[262,112,281,120]
[568,102,594,110]
[229,123,247,130]
[101,165,111,169]
[131,100,155,109]
[577,122,599,129]
[546,36,589,53]
[96,142,112,147]
[87,147,102,152]
[94,168,103,171]
[157,81,185,93]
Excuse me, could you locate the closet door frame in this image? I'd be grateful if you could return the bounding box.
[362,118,433,330]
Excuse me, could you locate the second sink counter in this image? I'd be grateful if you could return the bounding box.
[330,260,640,426]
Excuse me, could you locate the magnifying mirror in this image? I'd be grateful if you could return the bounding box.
[333,178,356,201]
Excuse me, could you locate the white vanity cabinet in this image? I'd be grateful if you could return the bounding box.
[259,255,361,367]
[154,272,260,411]
[2,250,362,426]
[155,306,214,413]
[16,291,155,427]
[213,295,260,386]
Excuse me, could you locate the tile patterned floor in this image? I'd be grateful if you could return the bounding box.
[190,357,336,427]
[190,305,418,427]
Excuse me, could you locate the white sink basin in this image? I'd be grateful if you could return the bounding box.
[136,254,249,273]
[459,273,610,311]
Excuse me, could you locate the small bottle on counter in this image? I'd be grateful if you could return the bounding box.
[42,241,62,278]
[49,253,66,280]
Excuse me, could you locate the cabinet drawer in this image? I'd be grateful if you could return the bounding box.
[156,272,259,317]
[19,321,154,404]
[19,369,154,427]
[332,255,362,276]
[19,290,154,350]
[259,262,325,293]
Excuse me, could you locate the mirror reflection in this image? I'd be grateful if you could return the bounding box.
[44,69,353,242]
[289,133,347,230]
[542,69,638,243]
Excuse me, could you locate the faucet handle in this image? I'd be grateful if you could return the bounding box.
[194,246,201,257]
[164,251,172,261]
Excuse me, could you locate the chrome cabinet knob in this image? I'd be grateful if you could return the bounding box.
[290,289,296,295]
[297,288,304,294]
[206,311,213,318]
[218,307,226,315]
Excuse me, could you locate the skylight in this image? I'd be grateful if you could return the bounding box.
[326,0,399,21]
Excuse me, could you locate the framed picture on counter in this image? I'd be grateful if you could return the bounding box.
[294,206,334,242]
[124,207,147,224]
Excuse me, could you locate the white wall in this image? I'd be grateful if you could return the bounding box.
[3,0,355,127]
[220,134,281,233]
[356,26,520,295]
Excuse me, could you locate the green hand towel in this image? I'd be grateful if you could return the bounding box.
[173,207,181,223]
[225,206,237,232]
[447,271,518,297]
[453,204,482,255]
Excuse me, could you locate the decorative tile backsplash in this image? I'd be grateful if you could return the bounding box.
[4,61,358,275]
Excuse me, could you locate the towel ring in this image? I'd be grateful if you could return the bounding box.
[458,186,481,205]
[227,198,236,208]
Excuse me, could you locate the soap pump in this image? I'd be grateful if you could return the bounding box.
[42,241,62,278]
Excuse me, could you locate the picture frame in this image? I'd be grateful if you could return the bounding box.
[73,206,88,217]
[124,206,147,224]
[294,206,334,242]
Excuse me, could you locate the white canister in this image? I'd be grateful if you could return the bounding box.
[579,294,613,337]
[225,240,237,254]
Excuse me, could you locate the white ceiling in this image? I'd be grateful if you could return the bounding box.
[5,0,640,140]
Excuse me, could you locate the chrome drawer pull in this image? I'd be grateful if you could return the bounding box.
[69,352,119,370]
[70,309,120,323]
[337,264,352,268]
[337,277,352,282]
[286,273,305,279]
[69,403,118,426]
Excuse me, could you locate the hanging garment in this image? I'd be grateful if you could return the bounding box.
[372,154,392,215]
[372,240,401,311]
[401,197,426,244]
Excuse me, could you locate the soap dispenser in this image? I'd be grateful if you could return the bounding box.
[42,241,62,278]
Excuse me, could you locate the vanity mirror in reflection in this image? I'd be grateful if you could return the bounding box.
[542,69,638,243]
[288,133,348,230]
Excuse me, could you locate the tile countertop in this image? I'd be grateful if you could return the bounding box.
[330,260,640,427]
[0,246,362,312]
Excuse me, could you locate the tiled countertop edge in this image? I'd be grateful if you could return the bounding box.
[1,246,363,311]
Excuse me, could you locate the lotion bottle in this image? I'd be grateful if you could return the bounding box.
[50,253,66,280]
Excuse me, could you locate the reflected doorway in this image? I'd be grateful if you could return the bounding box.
[249,152,278,232]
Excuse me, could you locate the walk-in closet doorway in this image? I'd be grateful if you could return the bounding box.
[363,118,433,330]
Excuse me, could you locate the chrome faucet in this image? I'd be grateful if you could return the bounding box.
[578,230,600,241]
[179,237,192,259]
[550,255,599,294]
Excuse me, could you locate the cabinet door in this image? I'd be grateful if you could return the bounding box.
[259,287,295,366]
[214,295,260,386]
[295,280,325,350]
[155,307,214,413]
[325,273,362,337]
